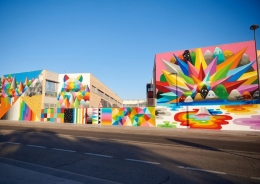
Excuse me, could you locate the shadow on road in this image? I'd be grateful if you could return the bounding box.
[0,126,253,184]
[166,138,260,161]
[166,138,220,152]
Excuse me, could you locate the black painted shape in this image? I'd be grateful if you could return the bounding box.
[64,108,73,123]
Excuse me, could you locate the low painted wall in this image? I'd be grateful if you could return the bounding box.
[2,103,259,131]
[40,107,156,127]
[156,104,260,131]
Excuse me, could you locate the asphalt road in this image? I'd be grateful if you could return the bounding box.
[0,120,260,184]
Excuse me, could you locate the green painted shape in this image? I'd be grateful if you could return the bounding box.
[179,73,194,84]
[160,74,167,82]
[252,78,259,84]
[74,98,80,108]
[212,62,232,82]
[157,121,177,128]
[183,91,193,97]
[190,51,196,65]
[214,84,229,100]
[199,121,209,124]
[56,102,60,108]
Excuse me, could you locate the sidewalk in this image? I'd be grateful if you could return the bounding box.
[0,157,120,184]
[1,120,260,137]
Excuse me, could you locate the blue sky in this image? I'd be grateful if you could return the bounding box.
[0,0,260,100]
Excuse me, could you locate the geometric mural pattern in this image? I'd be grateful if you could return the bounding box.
[64,108,73,123]
[156,41,259,105]
[0,70,43,119]
[101,108,112,125]
[57,75,90,108]
[73,108,87,124]
[41,108,64,123]
[21,95,42,120]
[19,99,37,121]
[92,108,99,124]
[112,107,156,127]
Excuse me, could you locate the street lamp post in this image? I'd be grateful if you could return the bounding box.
[250,24,259,102]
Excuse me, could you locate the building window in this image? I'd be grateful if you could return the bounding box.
[45,80,58,97]
[44,103,49,108]
[91,85,97,93]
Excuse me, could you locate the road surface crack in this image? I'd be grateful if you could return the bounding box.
[158,176,170,184]
[53,157,88,168]
[98,145,116,154]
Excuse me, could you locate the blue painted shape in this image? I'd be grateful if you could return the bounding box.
[4,70,42,85]
[157,97,174,103]
[208,109,223,115]
[227,61,255,82]
[102,108,112,114]
[203,72,210,83]
[174,54,189,76]
[160,92,177,97]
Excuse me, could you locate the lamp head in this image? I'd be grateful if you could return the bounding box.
[250,24,259,30]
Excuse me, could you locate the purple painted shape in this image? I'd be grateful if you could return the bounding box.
[237,85,259,94]
[205,56,217,76]
[188,62,199,78]
[165,86,184,96]
[211,76,231,90]
[233,115,260,130]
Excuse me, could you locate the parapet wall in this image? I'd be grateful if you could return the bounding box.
[1,104,260,131]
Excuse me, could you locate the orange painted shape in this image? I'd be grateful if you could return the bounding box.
[0,97,19,118]
[191,75,202,85]
[217,47,247,71]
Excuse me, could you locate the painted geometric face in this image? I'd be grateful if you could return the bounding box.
[242,91,252,100]
[63,75,83,93]
[200,85,209,99]
[179,95,186,102]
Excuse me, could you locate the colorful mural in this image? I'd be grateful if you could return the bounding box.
[112,107,155,126]
[1,43,259,132]
[101,108,112,125]
[2,70,42,98]
[41,108,64,123]
[57,74,90,108]
[154,41,260,131]
[92,108,100,124]
[0,70,43,119]
[38,107,156,127]
[156,104,260,130]
[155,41,259,106]
[40,108,97,124]
[19,99,37,121]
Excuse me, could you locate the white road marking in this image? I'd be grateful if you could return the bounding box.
[124,158,160,165]
[84,153,113,158]
[5,142,20,145]
[177,166,226,174]
[1,130,259,154]
[251,177,260,180]
[0,156,121,184]
[27,144,46,148]
[52,148,76,153]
